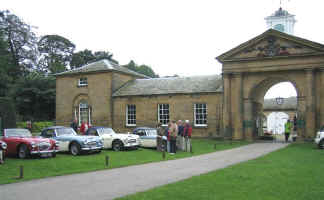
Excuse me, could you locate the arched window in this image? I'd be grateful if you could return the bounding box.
[75,100,91,126]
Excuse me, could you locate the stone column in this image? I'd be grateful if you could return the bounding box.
[243,98,253,141]
[305,69,316,138]
[222,73,232,138]
[320,68,324,128]
[232,72,243,139]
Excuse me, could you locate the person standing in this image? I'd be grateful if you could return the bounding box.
[80,120,90,135]
[70,119,78,133]
[156,123,164,152]
[169,120,178,154]
[183,120,192,152]
[177,120,184,151]
[284,119,292,143]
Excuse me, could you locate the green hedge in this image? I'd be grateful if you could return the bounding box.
[17,121,54,134]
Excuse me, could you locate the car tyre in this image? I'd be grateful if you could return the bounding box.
[112,140,124,151]
[18,144,30,159]
[70,142,81,156]
[318,140,324,149]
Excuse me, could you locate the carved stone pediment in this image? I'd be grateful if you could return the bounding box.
[217,29,324,63]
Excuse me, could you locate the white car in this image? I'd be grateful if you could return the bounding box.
[133,127,158,148]
[85,127,139,151]
[315,127,324,148]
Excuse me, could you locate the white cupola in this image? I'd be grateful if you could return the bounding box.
[265,7,296,35]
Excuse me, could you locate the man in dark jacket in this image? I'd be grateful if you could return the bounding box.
[70,119,78,133]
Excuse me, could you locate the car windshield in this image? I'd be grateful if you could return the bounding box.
[97,128,115,136]
[5,129,32,137]
[146,129,157,136]
[56,128,77,136]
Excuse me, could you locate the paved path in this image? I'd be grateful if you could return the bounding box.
[1,143,288,200]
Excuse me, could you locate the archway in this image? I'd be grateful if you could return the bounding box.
[217,29,324,141]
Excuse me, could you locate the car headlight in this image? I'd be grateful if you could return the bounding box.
[31,142,37,148]
[0,142,7,150]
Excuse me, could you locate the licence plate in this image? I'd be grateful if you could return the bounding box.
[40,153,52,158]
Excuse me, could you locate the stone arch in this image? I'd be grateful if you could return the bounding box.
[72,93,93,126]
[217,30,324,141]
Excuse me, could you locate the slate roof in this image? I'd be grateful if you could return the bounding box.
[263,96,297,110]
[55,59,149,78]
[113,75,223,97]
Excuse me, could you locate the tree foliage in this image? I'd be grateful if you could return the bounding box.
[123,60,159,78]
[38,34,75,73]
[71,49,118,69]
[9,72,56,121]
[0,10,38,76]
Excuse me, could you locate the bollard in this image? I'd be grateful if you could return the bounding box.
[190,144,193,154]
[162,149,166,160]
[214,143,217,149]
[19,165,24,179]
[105,156,109,167]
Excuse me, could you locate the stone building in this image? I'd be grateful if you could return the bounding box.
[56,29,324,140]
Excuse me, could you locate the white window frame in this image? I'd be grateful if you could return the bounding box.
[126,104,136,126]
[78,77,88,86]
[158,104,169,126]
[194,103,207,127]
[78,101,91,126]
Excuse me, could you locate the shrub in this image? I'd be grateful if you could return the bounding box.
[17,121,54,133]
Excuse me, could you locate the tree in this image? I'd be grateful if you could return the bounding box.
[70,49,95,69]
[123,60,159,78]
[9,72,56,121]
[38,34,75,73]
[0,30,15,97]
[0,10,38,76]
[71,50,118,69]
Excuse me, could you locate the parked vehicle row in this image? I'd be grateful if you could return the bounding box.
[0,126,159,162]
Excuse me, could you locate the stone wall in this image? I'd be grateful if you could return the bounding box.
[112,93,223,137]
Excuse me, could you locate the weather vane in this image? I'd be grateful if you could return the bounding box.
[279,0,290,7]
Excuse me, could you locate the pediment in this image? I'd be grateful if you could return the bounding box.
[217,29,324,62]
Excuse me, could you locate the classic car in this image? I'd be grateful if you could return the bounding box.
[315,126,324,148]
[1,128,58,159]
[41,126,103,155]
[133,127,158,148]
[0,140,7,164]
[85,127,139,151]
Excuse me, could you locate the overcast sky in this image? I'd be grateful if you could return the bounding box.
[3,0,323,98]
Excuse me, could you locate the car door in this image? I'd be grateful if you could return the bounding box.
[97,128,113,149]
[53,130,70,152]
[136,129,148,147]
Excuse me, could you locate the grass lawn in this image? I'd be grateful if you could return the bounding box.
[0,139,248,185]
[116,142,324,200]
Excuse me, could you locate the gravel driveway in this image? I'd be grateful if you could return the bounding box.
[0,143,287,200]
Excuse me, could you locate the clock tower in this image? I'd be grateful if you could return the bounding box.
[265,7,296,35]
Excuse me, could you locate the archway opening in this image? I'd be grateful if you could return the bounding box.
[248,80,298,140]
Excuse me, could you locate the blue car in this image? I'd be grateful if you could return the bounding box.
[40,126,103,155]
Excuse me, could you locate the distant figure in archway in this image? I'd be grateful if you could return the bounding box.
[284,119,292,142]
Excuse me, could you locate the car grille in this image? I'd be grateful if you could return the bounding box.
[39,142,51,151]
[128,139,137,143]
[87,141,98,147]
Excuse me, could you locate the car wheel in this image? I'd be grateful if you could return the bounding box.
[18,144,30,159]
[112,140,124,151]
[70,143,81,156]
[318,140,324,149]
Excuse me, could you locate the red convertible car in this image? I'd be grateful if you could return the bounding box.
[2,128,58,159]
